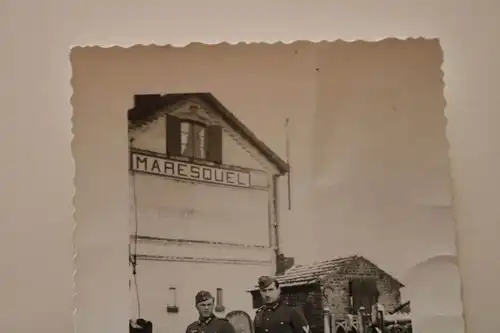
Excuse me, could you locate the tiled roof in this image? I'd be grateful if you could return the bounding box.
[275,255,358,288]
[248,255,403,291]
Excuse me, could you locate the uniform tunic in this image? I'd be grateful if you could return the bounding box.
[254,301,310,333]
[186,315,236,333]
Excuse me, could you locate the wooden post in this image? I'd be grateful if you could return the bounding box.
[357,312,364,333]
[377,310,384,333]
[347,314,354,330]
[323,308,331,333]
[358,307,367,333]
[330,313,335,333]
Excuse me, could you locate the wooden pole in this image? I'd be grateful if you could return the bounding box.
[323,308,331,333]
[357,312,364,333]
[377,309,385,333]
[284,118,292,210]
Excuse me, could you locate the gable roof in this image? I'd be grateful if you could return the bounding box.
[128,92,289,175]
[247,255,404,291]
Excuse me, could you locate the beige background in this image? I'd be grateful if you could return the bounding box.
[1,1,499,333]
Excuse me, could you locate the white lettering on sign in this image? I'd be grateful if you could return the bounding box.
[131,152,251,188]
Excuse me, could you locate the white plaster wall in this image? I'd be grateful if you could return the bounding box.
[130,173,270,245]
[222,129,266,171]
[132,115,167,153]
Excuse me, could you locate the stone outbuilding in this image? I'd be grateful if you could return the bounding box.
[248,255,406,333]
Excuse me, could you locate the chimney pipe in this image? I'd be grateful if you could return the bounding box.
[276,253,295,275]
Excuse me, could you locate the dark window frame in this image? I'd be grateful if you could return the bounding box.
[166,114,223,164]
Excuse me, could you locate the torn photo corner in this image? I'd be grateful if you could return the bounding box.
[71,39,464,333]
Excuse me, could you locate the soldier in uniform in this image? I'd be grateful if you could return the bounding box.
[185,290,236,333]
[254,276,311,333]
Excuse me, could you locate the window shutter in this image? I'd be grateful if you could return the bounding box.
[166,115,182,156]
[206,125,223,164]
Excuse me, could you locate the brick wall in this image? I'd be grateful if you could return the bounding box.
[322,259,402,318]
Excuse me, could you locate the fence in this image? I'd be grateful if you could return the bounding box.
[323,308,412,333]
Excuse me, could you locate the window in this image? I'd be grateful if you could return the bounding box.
[180,121,206,159]
[166,114,223,164]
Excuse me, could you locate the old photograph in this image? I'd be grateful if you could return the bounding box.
[71,39,456,333]
[127,91,413,333]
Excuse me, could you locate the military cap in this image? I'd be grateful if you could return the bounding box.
[257,276,277,289]
[195,290,214,304]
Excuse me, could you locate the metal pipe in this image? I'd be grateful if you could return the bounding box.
[272,174,281,274]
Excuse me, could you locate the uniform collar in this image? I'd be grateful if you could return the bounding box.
[198,314,215,325]
[264,300,281,310]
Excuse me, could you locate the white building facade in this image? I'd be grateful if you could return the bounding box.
[128,93,289,333]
